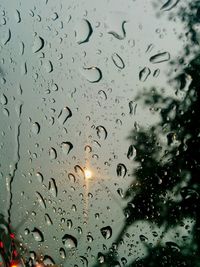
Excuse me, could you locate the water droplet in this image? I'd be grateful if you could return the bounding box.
[139,67,151,82]
[43,255,55,266]
[108,21,127,40]
[58,107,72,125]
[49,147,57,160]
[15,10,21,23]
[116,163,127,177]
[98,90,107,101]
[139,234,148,242]
[160,0,180,11]
[81,67,102,83]
[75,19,93,44]
[96,125,107,140]
[80,256,88,267]
[0,94,8,105]
[44,60,53,73]
[32,228,44,242]
[2,29,11,45]
[68,173,76,183]
[62,234,77,249]
[32,36,44,53]
[153,68,160,77]
[74,165,85,179]
[36,172,43,183]
[61,142,73,154]
[111,53,125,69]
[127,145,136,160]
[59,248,66,259]
[35,191,46,209]
[45,213,53,225]
[98,253,105,264]
[117,188,124,198]
[67,219,72,229]
[100,226,112,239]
[49,178,58,197]
[149,52,170,63]
[31,122,40,135]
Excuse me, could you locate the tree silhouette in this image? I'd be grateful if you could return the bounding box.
[93,1,200,266]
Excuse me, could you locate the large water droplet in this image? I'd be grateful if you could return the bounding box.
[0,94,8,105]
[96,125,107,140]
[127,145,136,160]
[116,163,127,177]
[58,107,72,125]
[75,19,93,44]
[160,0,180,11]
[149,52,170,63]
[61,142,73,154]
[62,234,77,249]
[31,122,40,135]
[81,67,102,83]
[2,29,11,45]
[139,67,151,82]
[108,21,127,40]
[35,191,46,209]
[32,36,44,53]
[32,228,44,242]
[15,10,21,23]
[36,172,43,183]
[43,255,55,266]
[59,248,66,259]
[49,147,57,160]
[111,53,125,69]
[45,213,53,225]
[100,226,112,239]
[49,178,58,197]
[74,165,85,179]
[44,60,53,73]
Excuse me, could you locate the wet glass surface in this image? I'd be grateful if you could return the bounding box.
[0,0,200,266]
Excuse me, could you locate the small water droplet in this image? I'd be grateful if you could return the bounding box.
[139,67,151,82]
[111,53,125,69]
[100,226,112,239]
[149,52,170,63]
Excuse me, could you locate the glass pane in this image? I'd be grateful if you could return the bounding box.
[0,0,199,266]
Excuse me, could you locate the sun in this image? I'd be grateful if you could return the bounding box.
[84,169,92,179]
